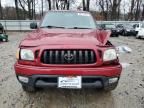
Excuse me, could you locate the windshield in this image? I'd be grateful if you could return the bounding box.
[40,11,96,29]
[124,24,133,29]
[105,24,115,29]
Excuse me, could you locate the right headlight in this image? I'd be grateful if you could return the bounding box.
[103,49,117,62]
[20,49,34,61]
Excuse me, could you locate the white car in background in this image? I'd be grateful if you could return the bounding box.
[136,23,144,39]
[133,23,141,33]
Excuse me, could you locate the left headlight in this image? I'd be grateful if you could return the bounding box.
[20,49,34,61]
[103,49,117,61]
[126,29,130,32]
[117,29,120,32]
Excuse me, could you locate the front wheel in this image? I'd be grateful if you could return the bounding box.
[116,34,119,37]
[122,31,126,36]
[136,35,140,39]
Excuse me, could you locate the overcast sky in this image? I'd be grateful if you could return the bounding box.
[1,0,15,6]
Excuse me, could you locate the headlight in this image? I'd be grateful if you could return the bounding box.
[126,29,130,32]
[103,49,117,61]
[20,49,34,61]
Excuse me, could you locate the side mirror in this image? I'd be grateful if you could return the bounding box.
[30,22,38,29]
[98,27,103,30]
[98,24,105,30]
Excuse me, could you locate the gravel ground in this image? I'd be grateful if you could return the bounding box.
[0,32,144,108]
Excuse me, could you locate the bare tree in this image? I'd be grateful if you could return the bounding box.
[47,0,51,10]
[82,0,86,11]
[18,0,37,19]
[134,0,142,21]
[82,0,90,11]
[55,0,70,10]
[99,0,109,20]
[129,0,135,20]
[41,0,44,16]
[142,4,144,20]
[109,0,122,20]
[0,0,3,19]
[86,0,90,11]
[65,0,70,10]
[15,0,20,19]
[19,0,27,19]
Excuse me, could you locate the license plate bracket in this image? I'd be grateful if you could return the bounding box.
[58,76,82,89]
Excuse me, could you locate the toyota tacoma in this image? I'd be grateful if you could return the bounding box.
[14,11,122,92]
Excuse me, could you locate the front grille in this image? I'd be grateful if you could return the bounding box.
[112,30,116,32]
[41,49,96,64]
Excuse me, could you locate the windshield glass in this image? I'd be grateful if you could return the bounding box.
[40,11,96,29]
[124,24,133,29]
[105,24,115,29]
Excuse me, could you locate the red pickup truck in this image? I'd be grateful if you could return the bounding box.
[14,10,122,92]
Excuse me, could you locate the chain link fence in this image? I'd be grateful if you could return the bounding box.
[0,20,142,31]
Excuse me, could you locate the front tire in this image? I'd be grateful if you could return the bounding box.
[122,31,126,36]
[136,35,140,39]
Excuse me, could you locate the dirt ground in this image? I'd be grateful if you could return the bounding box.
[0,32,144,108]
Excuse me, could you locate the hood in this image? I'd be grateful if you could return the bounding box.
[20,28,111,47]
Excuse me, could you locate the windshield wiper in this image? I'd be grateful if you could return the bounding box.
[40,25,65,28]
[68,27,92,29]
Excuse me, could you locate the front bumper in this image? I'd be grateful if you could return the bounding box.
[17,75,119,89]
[15,63,122,89]
[125,31,137,35]
[15,63,122,77]
[111,32,119,36]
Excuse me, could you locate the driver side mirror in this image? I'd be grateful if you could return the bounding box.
[30,22,38,29]
[97,24,105,30]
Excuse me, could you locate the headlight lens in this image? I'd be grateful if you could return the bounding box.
[117,29,120,32]
[20,49,34,61]
[103,49,117,61]
[126,29,130,31]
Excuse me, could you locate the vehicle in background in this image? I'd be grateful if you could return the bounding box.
[100,23,119,37]
[136,23,144,39]
[0,23,8,42]
[133,23,141,35]
[116,24,137,36]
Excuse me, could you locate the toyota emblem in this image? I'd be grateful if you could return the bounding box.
[64,53,74,61]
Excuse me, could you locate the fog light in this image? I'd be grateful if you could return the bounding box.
[18,76,29,83]
[109,78,118,84]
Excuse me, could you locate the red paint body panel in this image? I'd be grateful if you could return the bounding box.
[20,29,111,47]
[15,63,122,77]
